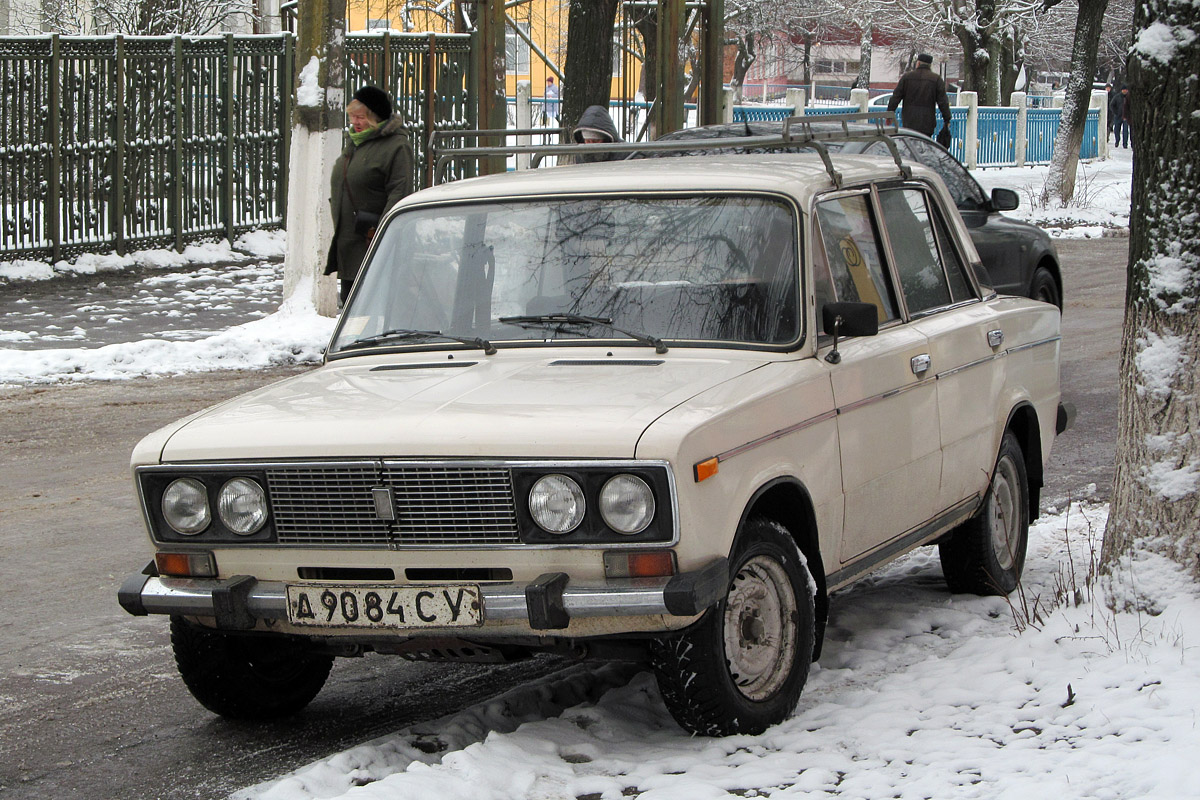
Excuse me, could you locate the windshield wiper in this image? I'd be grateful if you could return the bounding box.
[498,313,668,354]
[339,328,496,355]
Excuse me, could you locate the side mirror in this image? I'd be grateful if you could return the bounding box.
[821,302,879,364]
[990,187,1020,211]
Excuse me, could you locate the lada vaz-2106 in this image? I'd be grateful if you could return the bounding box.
[120,149,1071,736]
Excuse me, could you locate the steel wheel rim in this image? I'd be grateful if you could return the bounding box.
[988,456,1020,570]
[722,555,797,702]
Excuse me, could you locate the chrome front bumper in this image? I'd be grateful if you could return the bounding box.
[118,558,728,632]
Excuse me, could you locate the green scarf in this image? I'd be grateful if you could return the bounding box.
[348,124,380,146]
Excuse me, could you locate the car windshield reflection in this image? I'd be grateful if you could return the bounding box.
[330,195,801,355]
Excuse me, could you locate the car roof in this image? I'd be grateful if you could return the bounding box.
[397,152,933,211]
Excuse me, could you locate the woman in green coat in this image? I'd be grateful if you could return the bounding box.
[326,86,414,304]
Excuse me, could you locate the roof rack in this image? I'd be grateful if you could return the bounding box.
[429,111,910,189]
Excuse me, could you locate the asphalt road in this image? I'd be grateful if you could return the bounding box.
[0,236,1126,799]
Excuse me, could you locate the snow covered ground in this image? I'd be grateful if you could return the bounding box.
[0,152,1132,387]
[234,501,1199,800]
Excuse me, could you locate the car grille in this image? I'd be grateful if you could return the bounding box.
[265,462,521,547]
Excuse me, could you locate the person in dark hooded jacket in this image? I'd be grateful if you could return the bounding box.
[572,104,623,163]
[326,85,414,304]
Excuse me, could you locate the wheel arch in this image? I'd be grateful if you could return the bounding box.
[1004,402,1044,518]
[734,477,829,659]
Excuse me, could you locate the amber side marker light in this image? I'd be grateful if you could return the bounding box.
[155,551,216,578]
[694,457,719,482]
[604,550,677,579]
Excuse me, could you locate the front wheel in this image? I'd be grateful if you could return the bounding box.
[170,617,333,720]
[1029,267,1061,309]
[939,431,1030,595]
[652,517,815,736]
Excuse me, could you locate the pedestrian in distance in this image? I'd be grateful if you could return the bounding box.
[325,86,414,305]
[544,76,560,124]
[1108,84,1124,145]
[1114,86,1132,149]
[887,53,952,145]
[572,104,624,163]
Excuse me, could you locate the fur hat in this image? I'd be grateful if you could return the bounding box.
[353,86,393,122]
[917,53,933,64]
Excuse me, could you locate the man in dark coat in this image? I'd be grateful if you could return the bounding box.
[1114,86,1132,149]
[572,104,623,163]
[326,85,414,303]
[887,53,952,139]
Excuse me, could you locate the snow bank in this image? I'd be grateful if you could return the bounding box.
[0,291,334,385]
[235,503,1200,800]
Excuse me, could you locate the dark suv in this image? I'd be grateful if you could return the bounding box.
[647,120,1063,308]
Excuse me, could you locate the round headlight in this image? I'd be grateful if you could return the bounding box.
[218,478,268,535]
[599,474,655,534]
[528,474,585,534]
[162,478,211,535]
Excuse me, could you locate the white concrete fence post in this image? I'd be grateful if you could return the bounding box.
[850,88,869,114]
[1091,90,1109,159]
[515,80,531,170]
[786,87,807,117]
[960,91,979,169]
[723,87,735,124]
[1011,91,1027,167]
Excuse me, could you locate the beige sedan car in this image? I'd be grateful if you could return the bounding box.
[120,148,1071,736]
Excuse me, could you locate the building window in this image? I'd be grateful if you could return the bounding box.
[814,59,860,75]
[367,18,390,31]
[506,22,531,74]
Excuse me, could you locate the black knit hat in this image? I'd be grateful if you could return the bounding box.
[917,53,933,64]
[353,86,393,122]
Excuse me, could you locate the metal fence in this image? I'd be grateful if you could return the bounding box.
[0,32,474,263]
[1,34,292,261]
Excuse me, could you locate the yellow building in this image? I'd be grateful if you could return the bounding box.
[345,0,643,101]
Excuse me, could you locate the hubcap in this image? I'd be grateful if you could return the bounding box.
[722,555,798,702]
[988,455,1020,570]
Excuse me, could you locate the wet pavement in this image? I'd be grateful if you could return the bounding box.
[0,259,282,350]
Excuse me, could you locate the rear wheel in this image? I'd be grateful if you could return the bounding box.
[939,432,1029,595]
[170,617,333,720]
[1030,267,1061,309]
[652,517,815,736]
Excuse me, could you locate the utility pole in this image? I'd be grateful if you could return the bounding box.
[282,0,345,316]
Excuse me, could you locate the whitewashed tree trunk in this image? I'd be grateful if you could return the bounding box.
[1102,0,1200,581]
[1041,0,1109,206]
[282,0,344,317]
[856,22,872,90]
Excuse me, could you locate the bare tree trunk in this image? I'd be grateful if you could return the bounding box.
[1041,0,1109,206]
[1102,0,1200,582]
[633,7,658,102]
[856,22,872,90]
[956,26,989,96]
[562,0,621,132]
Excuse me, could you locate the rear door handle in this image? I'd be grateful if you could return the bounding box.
[911,354,931,375]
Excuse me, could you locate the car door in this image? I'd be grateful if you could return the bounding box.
[897,137,1027,297]
[875,184,1003,514]
[812,189,942,564]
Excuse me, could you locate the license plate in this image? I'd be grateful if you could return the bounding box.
[286,584,482,629]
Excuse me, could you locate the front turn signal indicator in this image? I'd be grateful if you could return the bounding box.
[155,551,216,578]
[604,550,677,579]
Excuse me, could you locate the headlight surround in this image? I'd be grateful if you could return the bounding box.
[161,478,211,535]
[217,478,268,535]
[528,474,586,534]
[599,474,656,534]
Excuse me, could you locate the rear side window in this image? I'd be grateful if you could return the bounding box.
[813,194,899,325]
[878,188,952,315]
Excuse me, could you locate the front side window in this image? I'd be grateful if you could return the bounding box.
[330,195,801,355]
[899,138,988,211]
[813,194,899,325]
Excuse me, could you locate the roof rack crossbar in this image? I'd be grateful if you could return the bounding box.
[430,111,903,187]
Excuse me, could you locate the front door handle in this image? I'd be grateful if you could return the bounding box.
[911,354,932,375]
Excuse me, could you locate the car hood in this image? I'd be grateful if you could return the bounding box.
[155,352,769,462]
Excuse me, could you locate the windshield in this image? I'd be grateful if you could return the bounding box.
[330,195,800,355]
